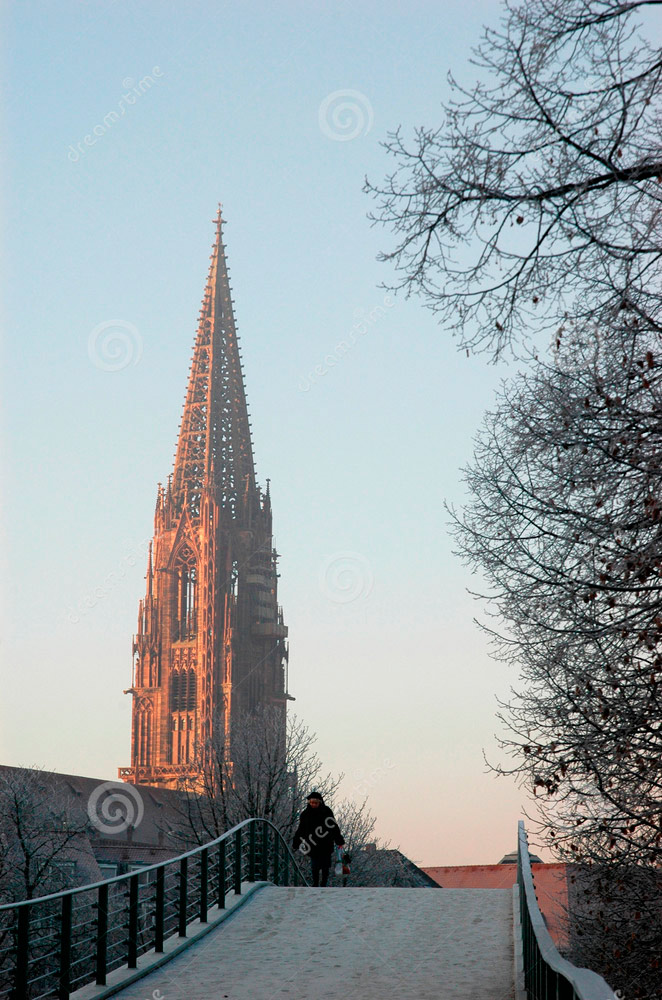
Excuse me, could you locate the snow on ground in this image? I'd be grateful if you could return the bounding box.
[114,886,515,1000]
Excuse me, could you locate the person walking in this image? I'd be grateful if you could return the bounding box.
[292,791,345,887]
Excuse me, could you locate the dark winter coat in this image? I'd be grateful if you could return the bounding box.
[292,803,344,857]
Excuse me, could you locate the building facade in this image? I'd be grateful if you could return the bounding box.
[119,211,289,789]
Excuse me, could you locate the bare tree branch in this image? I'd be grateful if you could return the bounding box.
[452,315,662,994]
[367,0,662,356]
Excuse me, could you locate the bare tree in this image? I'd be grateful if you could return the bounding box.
[452,317,662,994]
[0,766,91,903]
[453,315,662,856]
[333,798,430,887]
[568,861,662,998]
[0,768,101,1000]
[367,0,662,982]
[170,710,416,887]
[367,0,662,356]
[172,707,340,848]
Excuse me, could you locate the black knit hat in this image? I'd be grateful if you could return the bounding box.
[307,790,323,802]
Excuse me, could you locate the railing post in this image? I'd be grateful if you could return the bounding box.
[200,849,208,923]
[525,911,531,996]
[127,875,139,969]
[273,828,280,886]
[154,867,165,953]
[95,882,108,985]
[234,828,242,895]
[284,848,289,886]
[261,823,268,881]
[15,906,29,1000]
[248,823,256,882]
[218,839,226,909]
[178,857,188,937]
[59,893,72,1000]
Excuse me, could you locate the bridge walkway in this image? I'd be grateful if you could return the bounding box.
[112,886,515,1000]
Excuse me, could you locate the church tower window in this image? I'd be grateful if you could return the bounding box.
[174,545,197,641]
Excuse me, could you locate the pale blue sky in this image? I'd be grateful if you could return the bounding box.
[1,0,537,865]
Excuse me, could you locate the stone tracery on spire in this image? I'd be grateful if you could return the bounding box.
[172,211,256,521]
[120,209,289,790]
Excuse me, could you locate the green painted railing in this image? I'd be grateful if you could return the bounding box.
[0,817,308,1000]
[517,821,618,1000]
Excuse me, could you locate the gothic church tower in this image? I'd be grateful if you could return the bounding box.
[119,210,289,789]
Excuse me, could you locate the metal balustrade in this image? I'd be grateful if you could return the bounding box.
[517,821,617,1000]
[0,817,307,1000]
[1,815,625,1000]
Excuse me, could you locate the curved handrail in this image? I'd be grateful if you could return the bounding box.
[517,820,617,1000]
[0,816,306,911]
[0,816,308,1000]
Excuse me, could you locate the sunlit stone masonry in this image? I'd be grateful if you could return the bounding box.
[119,210,290,790]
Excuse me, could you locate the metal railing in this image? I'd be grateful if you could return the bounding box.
[517,821,617,1000]
[0,817,308,1000]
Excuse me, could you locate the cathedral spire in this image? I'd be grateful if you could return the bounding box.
[172,208,256,521]
[120,210,289,791]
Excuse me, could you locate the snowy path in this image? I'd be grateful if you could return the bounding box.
[113,886,515,1000]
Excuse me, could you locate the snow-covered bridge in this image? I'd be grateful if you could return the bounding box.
[0,819,617,1000]
[87,884,516,1000]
